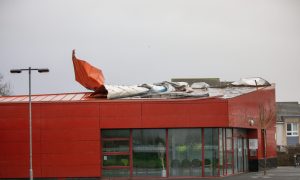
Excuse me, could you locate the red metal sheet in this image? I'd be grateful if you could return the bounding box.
[41,141,100,154]
[100,103,142,128]
[0,142,41,155]
[40,103,99,118]
[0,129,40,142]
[41,165,100,177]
[0,165,42,178]
[41,129,100,141]
[72,50,105,91]
[228,86,276,159]
[41,153,100,166]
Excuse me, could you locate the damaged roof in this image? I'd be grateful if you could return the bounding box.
[0,51,273,103]
[0,85,270,103]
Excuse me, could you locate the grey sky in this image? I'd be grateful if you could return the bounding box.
[0,0,300,102]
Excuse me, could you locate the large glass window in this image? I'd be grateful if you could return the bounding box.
[168,129,202,177]
[132,129,166,177]
[237,138,244,172]
[233,137,238,173]
[102,129,130,138]
[103,140,129,152]
[243,138,248,172]
[100,128,248,177]
[102,169,130,177]
[102,129,130,177]
[204,128,219,176]
[103,155,130,166]
[219,128,224,176]
[225,128,233,175]
[287,123,299,136]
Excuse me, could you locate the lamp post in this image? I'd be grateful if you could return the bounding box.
[10,67,49,180]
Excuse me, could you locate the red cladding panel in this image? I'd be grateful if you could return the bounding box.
[41,153,100,166]
[41,165,100,177]
[41,141,100,154]
[0,104,28,119]
[0,129,40,142]
[266,127,277,158]
[0,118,28,130]
[40,103,99,118]
[41,117,99,129]
[0,166,42,178]
[0,142,41,155]
[142,103,189,128]
[100,103,142,128]
[142,99,228,128]
[188,102,228,127]
[41,129,99,141]
[228,86,276,159]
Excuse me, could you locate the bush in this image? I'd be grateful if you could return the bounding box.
[181,159,191,168]
[191,159,201,167]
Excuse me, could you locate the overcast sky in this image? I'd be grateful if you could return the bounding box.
[1,0,300,102]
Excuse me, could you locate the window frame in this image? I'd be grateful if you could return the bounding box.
[286,123,299,137]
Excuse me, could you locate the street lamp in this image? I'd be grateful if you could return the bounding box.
[10,67,49,180]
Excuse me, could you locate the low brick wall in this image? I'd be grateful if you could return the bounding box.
[277,145,300,166]
[249,157,278,172]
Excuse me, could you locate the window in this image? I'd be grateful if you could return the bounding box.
[168,128,202,177]
[102,129,130,177]
[204,128,219,176]
[287,123,298,136]
[132,129,166,177]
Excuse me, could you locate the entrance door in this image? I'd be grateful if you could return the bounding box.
[237,138,244,172]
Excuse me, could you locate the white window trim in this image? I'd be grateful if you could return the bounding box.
[286,123,299,137]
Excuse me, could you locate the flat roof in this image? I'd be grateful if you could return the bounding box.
[0,86,271,103]
[0,92,92,103]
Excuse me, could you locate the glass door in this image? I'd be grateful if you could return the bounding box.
[243,138,248,172]
[237,138,244,172]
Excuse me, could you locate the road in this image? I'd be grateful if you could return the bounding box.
[223,167,300,180]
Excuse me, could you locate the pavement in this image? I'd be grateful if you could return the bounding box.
[102,167,300,180]
[222,167,300,180]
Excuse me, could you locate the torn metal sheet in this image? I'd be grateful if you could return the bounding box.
[71,51,271,100]
[72,50,105,91]
[104,85,149,99]
[231,77,270,87]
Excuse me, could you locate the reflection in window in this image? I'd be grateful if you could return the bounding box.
[226,128,233,175]
[243,139,248,172]
[102,129,130,177]
[204,128,219,176]
[168,129,202,176]
[102,169,130,177]
[133,129,166,177]
[103,140,129,152]
[234,137,238,173]
[102,129,130,138]
[219,128,224,176]
[103,155,129,166]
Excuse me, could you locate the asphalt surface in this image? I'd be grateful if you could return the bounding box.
[222,167,300,180]
[102,167,300,180]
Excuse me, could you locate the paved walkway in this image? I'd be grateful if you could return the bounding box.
[223,167,300,180]
[102,167,300,180]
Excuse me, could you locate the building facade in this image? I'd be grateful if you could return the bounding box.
[0,85,276,179]
[276,102,300,147]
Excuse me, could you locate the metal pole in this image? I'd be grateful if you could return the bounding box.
[263,129,267,176]
[10,67,48,180]
[29,67,33,180]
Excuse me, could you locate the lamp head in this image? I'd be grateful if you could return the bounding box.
[10,69,22,73]
[38,69,49,73]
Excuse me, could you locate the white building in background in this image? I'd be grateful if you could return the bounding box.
[276,102,300,147]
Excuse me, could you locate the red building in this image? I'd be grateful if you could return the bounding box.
[0,85,276,179]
